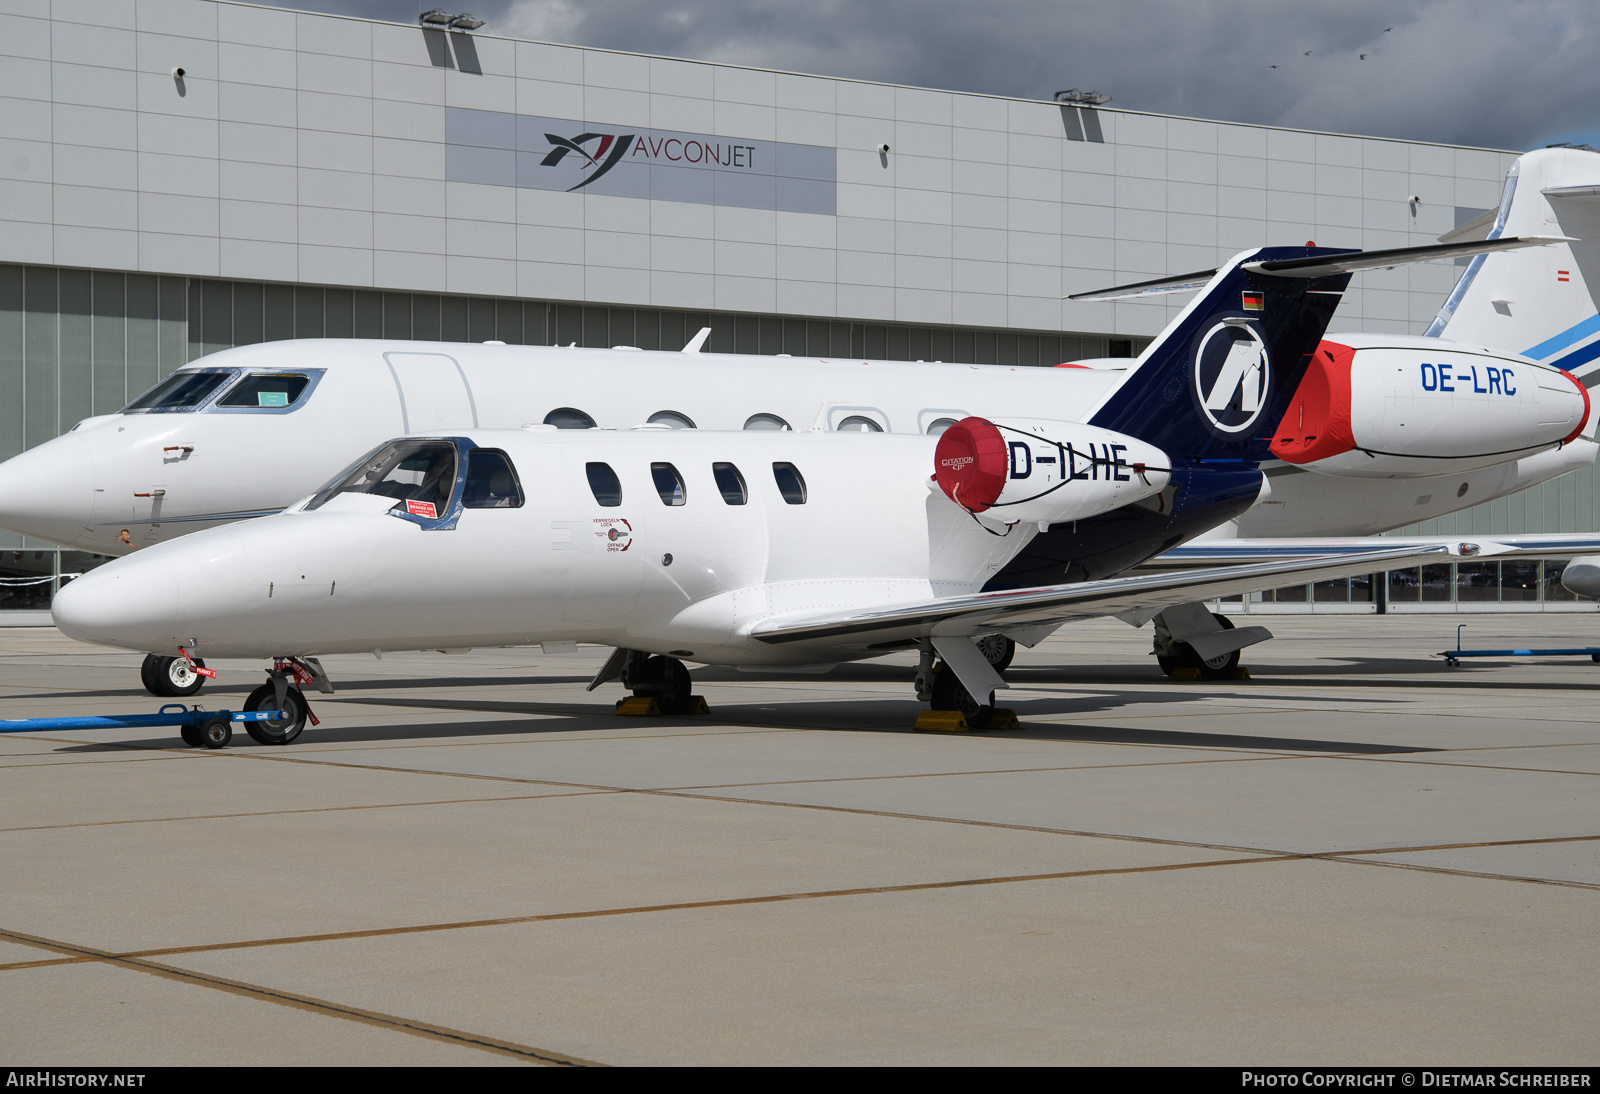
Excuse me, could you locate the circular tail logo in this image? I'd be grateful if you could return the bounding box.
[1193,321,1269,435]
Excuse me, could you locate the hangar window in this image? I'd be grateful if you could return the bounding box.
[744,413,791,431]
[123,370,234,413]
[652,462,687,506]
[586,462,622,507]
[772,462,807,504]
[713,462,747,505]
[463,449,524,509]
[647,410,696,429]
[836,415,882,432]
[546,407,597,429]
[216,373,313,410]
[307,439,457,516]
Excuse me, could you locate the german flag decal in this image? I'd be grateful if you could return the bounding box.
[1242,291,1265,311]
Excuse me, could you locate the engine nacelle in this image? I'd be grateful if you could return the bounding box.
[933,417,1170,527]
[1270,335,1591,479]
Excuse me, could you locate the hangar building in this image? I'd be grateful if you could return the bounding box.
[0,0,1588,618]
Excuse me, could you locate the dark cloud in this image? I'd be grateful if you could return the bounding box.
[306,1,1598,151]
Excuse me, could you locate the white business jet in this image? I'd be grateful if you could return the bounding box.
[50,248,1493,742]
[50,420,1465,745]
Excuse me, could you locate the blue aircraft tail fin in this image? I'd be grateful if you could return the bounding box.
[1080,247,1355,464]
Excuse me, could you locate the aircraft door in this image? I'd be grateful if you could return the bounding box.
[384,352,478,434]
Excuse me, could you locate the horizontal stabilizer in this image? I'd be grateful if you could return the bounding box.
[1244,236,1571,278]
[1070,237,1570,301]
[1066,268,1219,301]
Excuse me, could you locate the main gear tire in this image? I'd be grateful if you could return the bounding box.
[975,634,1016,673]
[634,655,694,715]
[930,666,994,730]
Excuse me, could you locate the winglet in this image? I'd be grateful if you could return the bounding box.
[682,326,712,354]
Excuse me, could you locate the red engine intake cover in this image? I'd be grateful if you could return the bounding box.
[934,417,1009,512]
[1270,340,1356,464]
[1561,369,1591,445]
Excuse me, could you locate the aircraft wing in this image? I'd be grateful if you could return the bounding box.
[1148,533,1600,569]
[749,544,1471,648]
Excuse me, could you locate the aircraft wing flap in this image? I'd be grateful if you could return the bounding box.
[749,545,1457,647]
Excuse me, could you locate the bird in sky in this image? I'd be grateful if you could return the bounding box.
[1360,53,1367,59]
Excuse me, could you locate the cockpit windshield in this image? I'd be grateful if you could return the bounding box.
[123,370,233,412]
[216,373,313,409]
[306,439,458,516]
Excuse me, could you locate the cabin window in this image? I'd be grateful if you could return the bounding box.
[647,410,696,429]
[772,462,807,504]
[836,415,883,432]
[123,370,234,412]
[652,462,686,506]
[744,413,791,431]
[546,407,597,429]
[586,462,622,507]
[925,417,959,436]
[463,449,524,509]
[306,439,457,515]
[216,373,313,409]
[713,462,747,505]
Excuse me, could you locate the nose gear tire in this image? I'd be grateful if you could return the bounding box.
[243,683,308,745]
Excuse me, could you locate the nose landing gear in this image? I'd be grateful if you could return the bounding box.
[240,657,331,745]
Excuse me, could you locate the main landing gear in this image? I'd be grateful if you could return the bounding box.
[1154,612,1240,680]
[592,650,707,715]
[140,653,207,698]
[914,642,1011,732]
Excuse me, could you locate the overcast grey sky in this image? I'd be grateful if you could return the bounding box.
[303,0,1597,152]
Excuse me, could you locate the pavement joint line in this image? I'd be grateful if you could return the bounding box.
[1345,756,1600,777]
[1313,833,1600,857]
[0,790,619,834]
[663,754,1309,791]
[0,854,1296,970]
[6,836,1589,974]
[0,925,602,1065]
[1316,855,1600,891]
[149,748,1581,862]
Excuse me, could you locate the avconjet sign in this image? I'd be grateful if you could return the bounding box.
[445,107,837,215]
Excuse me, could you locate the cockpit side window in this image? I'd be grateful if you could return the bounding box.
[216,373,313,409]
[123,370,234,413]
[306,439,458,517]
[463,449,524,509]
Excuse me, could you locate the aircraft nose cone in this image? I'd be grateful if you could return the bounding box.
[0,435,95,548]
[52,554,179,651]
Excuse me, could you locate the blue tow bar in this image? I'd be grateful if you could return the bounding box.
[1439,624,1600,666]
[0,704,290,748]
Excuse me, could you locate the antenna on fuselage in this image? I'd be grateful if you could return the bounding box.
[682,327,712,354]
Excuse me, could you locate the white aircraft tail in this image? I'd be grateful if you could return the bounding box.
[1431,147,1600,383]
